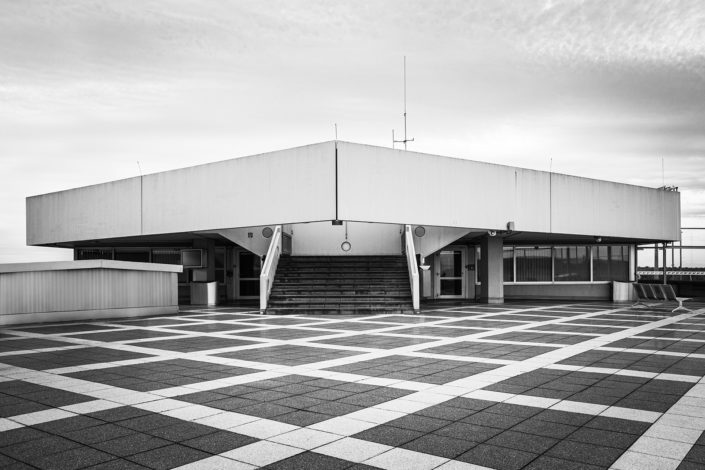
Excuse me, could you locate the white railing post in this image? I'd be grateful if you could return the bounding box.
[404,225,420,313]
[259,225,283,314]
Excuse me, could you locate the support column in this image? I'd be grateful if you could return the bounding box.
[192,239,216,282]
[479,235,504,304]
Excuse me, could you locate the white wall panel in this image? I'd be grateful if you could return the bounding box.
[27,178,141,245]
[142,142,336,234]
[27,142,336,245]
[337,142,680,241]
[291,222,402,255]
[413,226,472,258]
[337,142,551,232]
[26,141,681,246]
[550,174,681,240]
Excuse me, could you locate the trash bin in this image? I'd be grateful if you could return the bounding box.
[612,281,635,302]
[190,281,217,305]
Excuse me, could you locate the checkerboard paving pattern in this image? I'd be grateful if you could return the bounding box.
[2,301,705,469]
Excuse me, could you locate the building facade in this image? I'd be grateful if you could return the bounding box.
[26,141,681,305]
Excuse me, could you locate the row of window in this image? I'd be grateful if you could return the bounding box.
[502,245,630,282]
[75,247,229,284]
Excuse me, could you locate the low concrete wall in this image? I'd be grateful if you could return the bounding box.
[504,283,611,301]
[0,260,182,326]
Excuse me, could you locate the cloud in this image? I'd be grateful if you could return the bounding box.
[1,0,704,262]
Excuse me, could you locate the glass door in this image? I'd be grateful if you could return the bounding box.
[437,247,465,298]
[236,250,261,298]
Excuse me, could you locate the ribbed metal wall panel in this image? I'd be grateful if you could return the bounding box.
[0,269,177,315]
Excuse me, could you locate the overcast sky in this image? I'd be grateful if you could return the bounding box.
[1,0,704,265]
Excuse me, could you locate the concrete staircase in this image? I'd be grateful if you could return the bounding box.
[266,255,414,315]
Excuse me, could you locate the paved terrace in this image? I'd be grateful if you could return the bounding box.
[2,302,705,470]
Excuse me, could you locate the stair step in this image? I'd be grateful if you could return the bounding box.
[267,255,414,315]
[267,307,415,315]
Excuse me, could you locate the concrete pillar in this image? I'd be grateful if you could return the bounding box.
[479,235,504,304]
[193,239,216,282]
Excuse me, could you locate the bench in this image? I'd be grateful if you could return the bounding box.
[632,283,692,312]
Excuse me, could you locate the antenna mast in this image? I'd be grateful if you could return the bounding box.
[393,56,414,150]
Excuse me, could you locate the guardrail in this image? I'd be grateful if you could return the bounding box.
[260,225,283,313]
[403,225,420,313]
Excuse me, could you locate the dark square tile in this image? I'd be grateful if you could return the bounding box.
[568,427,638,450]
[262,451,353,470]
[511,418,578,439]
[70,329,181,342]
[487,430,558,453]
[147,422,217,442]
[11,324,119,334]
[65,424,135,444]
[547,440,624,467]
[92,433,171,457]
[523,455,603,470]
[276,410,333,426]
[434,422,502,441]
[236,402,296,419]
[127,444,210,470]
[181,430,257,454]
[165,323,256,333]
[2,435,82,462]
[402,434,477,459]
[457,443,538,470]
[216,344,361,366]
[0,427,52,447]
[354,425,425,447]
[386,414,452,433]
[462,411,527,429]
[0,347,153,370]
[0,338,72,352]
[83,459,150,469]
[117,413,185,432]
[87,406,152,423]
[133,336,256,352]
[30,447,115,470]
[234,327,333,340]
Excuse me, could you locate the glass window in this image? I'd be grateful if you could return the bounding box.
[503,247,514,282]
[114,250,149,262]
[152,249,181,265]
[593,245,629,281]
[554,246,590,281]
[76,248,113,260]
[515,247,552,282]
[239,252,261,278]
[440,279,463,296]
[215,248,225,269]
[440,251,462,277]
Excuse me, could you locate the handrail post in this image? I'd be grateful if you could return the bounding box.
[403,225,420,314]
[259,226,283,314]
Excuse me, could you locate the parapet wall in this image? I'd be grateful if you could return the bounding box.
[0,260,182,325]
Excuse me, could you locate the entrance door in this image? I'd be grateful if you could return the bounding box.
[436,247,466,298]
[235,250,261,298]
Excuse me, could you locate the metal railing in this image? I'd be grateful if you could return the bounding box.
[260,225,283,313]
[403,225,420,313]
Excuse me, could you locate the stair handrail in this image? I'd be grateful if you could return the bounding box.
[403,225,421,313]
[260,225,283,313]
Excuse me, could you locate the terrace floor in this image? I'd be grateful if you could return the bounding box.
[3,301,705,469]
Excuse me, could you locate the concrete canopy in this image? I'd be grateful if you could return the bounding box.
[26,141,681,248]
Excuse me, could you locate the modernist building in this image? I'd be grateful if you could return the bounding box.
[26,141,681,310]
